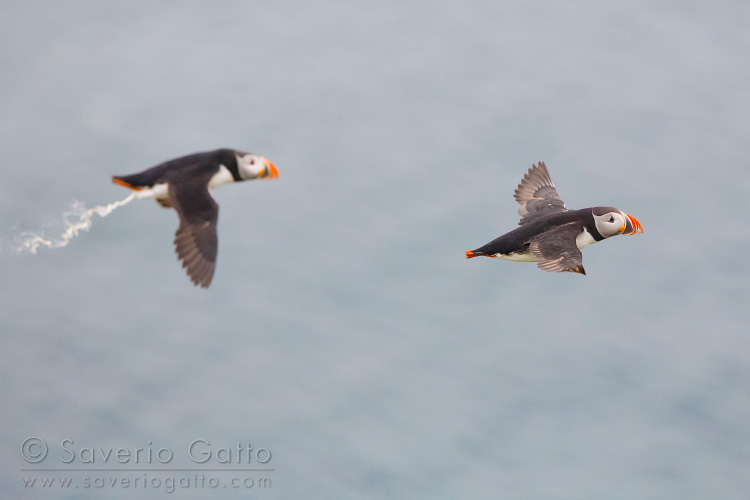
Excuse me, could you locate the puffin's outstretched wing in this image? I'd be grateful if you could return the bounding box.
[529,222,585,275]
[168,180,219,288]
[514,162,567,224]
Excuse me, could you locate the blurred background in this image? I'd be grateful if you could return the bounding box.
[1,1,749,498]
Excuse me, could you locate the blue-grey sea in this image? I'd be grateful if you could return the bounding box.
[2,1,749,498]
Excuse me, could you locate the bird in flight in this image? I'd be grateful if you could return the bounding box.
[113,148,278,287]
[466,162,642,275]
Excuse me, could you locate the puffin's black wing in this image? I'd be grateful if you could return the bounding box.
[529,222,585,275]
[514,162,567,224]
[168,180,219,288]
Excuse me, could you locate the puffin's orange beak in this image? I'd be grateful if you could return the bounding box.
[622,213,643,235]
[261,159,279,179]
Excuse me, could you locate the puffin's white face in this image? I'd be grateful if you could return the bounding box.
[593,210,627,238]
[236,152,279,181]
[592,207,643,238]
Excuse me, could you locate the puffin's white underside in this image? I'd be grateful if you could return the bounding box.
[490,227,597,262]
[139,183,168,200]
[492,252,538,262]
[208,164,234,189]
[575,227,597,249]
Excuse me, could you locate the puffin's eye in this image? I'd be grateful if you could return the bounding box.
[249,158,255,165]
[608,216,614,223]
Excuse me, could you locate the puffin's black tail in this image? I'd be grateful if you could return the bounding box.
[466,250,485,259]
[113,160,171,190]
[112,173,149,191]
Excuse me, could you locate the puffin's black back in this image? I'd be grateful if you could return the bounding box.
[472,208,602,256]
[113,149,239,188]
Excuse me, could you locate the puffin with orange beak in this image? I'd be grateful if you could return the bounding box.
[112,148,278,287]
[466,162,642,275]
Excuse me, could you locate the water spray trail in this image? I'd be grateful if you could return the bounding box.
[88,191,138,217]
[15,192,140,254]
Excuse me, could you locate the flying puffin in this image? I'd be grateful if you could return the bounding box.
[466,162,642,274]
[112,148,278,287]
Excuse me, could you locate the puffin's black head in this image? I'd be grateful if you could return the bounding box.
[235,151,279,181]
[591,206,643,238]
